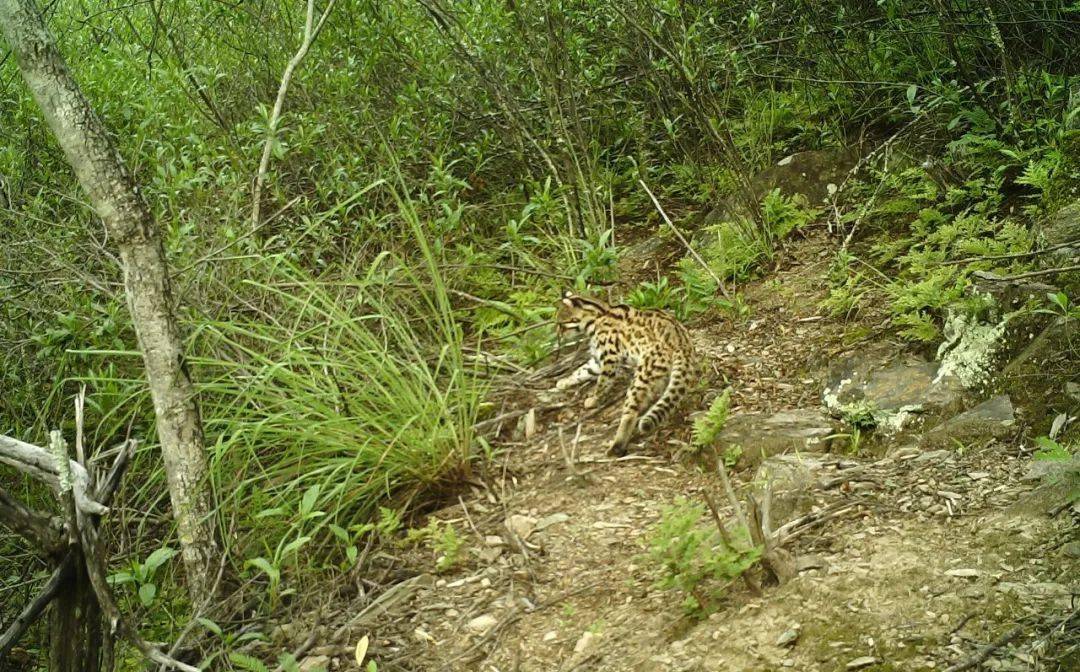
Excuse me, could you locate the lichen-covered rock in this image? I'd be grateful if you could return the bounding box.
[714,410,841,468]
[920,395,1016,449]
[823,353,966,436]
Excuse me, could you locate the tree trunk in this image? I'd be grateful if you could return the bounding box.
[0,0,220,600]
[49,550,102,672]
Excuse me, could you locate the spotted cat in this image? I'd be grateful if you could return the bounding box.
[554,290,695,455]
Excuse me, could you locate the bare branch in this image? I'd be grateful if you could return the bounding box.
[250,0,338,229]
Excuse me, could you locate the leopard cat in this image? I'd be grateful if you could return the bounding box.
[553,290,695,455]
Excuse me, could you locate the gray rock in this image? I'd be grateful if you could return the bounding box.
[1000,318,1079,426]
[751,453,829,526]
[535,512,570,532]
[1039,200,1080,256]
[921,395,1015,449]
[776,628,800,647]
[716,411,841,468]
[690,147,863,235]
[467,614,498,635]
[1062,542,1080,558]
[824,353,966,435]
[846,657,878,670]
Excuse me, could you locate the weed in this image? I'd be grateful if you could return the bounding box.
[647,497,761,615]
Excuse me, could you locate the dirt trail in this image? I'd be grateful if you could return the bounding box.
[346,231,1077,672]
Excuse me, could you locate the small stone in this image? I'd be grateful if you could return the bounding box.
[967,471,990,480]
[945,568,980,578]
[298,655,330,672]
[543,630,557,642]
[796,554,827,572]
[776,628,800,647]
[574,631,596,653]
[535,512,570,531]
[480,578,492,588]
[782,660,795,668]
[1062,542,1080,558]
[505,514,537,540]
[484,535,504,546]
[445,608,459,618]
[413,627,435,643]
[467,614,498,635]
[846,657,878,670]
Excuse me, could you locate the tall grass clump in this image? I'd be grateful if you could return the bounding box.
[188,199,484,553]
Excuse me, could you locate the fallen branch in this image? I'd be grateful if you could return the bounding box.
[639,179,731,299]
[939,237,1080,266]
[973,265,1080,282]
[0,433,108,515]
[943,624,1024,672]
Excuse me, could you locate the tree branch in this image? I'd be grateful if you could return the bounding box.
[250,0,338,229]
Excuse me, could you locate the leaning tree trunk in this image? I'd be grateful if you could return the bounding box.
[0,0,220,600]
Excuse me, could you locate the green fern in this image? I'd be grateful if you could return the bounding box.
[692,388,732,448]
[228,652,270,672]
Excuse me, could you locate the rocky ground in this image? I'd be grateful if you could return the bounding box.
[278,223,1079,672]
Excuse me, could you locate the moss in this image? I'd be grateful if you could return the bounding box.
[1043,130,1080,216]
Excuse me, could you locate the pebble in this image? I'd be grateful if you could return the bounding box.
[467,614,498,635]
[945,568,980,578]
[846,657,878,670]
[776,628,800,647]
[574,631,596,653]
[505,514,537,540]
[543,631,557,642]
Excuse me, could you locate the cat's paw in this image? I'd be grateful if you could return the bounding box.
[607,440,628,457]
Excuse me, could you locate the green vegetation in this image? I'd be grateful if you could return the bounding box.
[647,497,761,616]
[2,0,1079,668]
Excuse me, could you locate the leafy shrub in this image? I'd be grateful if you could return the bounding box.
[648,497,761,615]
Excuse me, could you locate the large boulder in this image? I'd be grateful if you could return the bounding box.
[823,353,967,437]
[999,317,1080,430]
[920,395,1016,450]
[692,147,863,229]
[714,409,842,469]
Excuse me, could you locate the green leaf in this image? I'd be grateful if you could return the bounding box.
[278,653,301,672]
[300,485,321,517]
[245,557,280,585]
[282,535,313,556]
[906,84,917,107]
[329,524,350,543]
[107,571,135,586]
[138,583,157,607]
[255,507,288,519]
[142,547,178,575]
[196,617,223,637]
[367,661,378,672]
[228,652,270,672]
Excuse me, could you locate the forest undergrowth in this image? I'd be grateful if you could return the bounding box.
[2,1,1079,669]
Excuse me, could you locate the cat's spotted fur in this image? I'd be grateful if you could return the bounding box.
[554,291,695,455]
